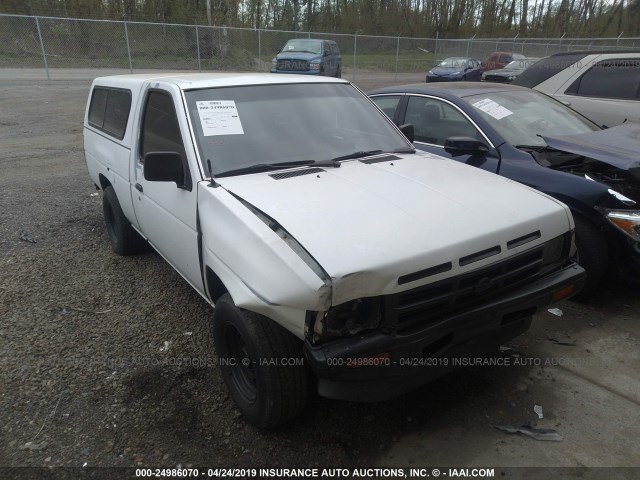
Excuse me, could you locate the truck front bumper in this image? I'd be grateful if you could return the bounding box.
[304,262,585,402]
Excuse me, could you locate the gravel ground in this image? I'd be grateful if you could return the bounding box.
[1,70,638,474]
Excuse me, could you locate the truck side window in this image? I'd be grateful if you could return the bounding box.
[140,91,187,162]
[88,87,132,140]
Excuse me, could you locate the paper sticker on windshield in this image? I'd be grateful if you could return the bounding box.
[196,100,244,136]
[472,98,513,120]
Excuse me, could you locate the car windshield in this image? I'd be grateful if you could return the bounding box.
[437,58,467,68]
[464,89,599,147]
[185,83,411,176]
[281,39,322,54]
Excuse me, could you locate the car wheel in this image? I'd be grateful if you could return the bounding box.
[573,216,608,298]
[335,66,341,78]
[102,186,148,255]
[212,293,308,429]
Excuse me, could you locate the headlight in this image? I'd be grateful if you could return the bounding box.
[271,58,277,67]
[427,70,433,75]
[309,62,321,70]
[306,297,382,343]
[604,210,640,241]
[508,76,515,81]
[542,233,569,268]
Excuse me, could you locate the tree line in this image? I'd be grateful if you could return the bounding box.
[1,0,638,37]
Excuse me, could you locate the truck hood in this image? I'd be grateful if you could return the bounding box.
[275,52,321,61]
[542,122,640,178]
[216,152,572,305]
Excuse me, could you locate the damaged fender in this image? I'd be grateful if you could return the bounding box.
[197,182,331,336]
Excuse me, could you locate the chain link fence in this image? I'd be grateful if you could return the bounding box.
[1,13,639,81]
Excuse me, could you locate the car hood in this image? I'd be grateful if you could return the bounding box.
[430,67,463,76]
[484,68,523,76]
[542,122,640,178]
[216,152,572,305]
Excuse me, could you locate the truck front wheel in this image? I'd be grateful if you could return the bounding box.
[212,293,308,428]
[102,186,148,255]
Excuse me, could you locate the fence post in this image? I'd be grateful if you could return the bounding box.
[258,29,262,70]
[34,16,50,81]
[467,34,476,56]
[395,35,400,80]
[352,33,357,82]
[124,21,133,73]
[196,25,201,71]
[435,31,439,64]
[617,32,623,48]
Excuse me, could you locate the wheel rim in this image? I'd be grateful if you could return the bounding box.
[225,324,257,404]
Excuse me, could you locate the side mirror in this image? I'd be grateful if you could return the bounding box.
[399,123,414,143]
[143,152,192,191]
[324,50,330,57]
[444,137,489,157]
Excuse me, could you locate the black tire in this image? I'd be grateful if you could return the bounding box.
[573,216,608,298]
[212,293,308,428]
[335,66,342,78]
[102,186,148,256]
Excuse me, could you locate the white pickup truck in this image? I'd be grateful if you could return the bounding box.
[84,72,585,428]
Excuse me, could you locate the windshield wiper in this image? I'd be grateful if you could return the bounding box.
[216,161,314,177]
[330,150,383,162]
[330,147,414,162]
[216,159,340,178]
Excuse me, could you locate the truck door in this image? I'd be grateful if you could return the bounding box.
[132,87,204,294]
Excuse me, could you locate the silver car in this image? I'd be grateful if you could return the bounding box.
[513,51,640,127]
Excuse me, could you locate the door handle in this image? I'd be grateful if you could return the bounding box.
[135,183,143,192]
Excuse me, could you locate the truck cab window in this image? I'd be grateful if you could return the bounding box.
[140,91,187,162]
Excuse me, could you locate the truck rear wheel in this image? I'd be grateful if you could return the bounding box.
[212,293,308,429]
[102,186,148,256]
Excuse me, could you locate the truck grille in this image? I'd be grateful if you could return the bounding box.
[385,246,545,332]
[277,59,309,71]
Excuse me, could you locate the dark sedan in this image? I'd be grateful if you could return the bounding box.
[482,58,541,83]
[426,57,482,82]
[369,83,640,294]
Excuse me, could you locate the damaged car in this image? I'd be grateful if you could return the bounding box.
[84,73,584,428]
[369,83,640,293]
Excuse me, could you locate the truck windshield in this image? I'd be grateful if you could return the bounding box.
[281,39,322,54]
[185,82,412,176]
